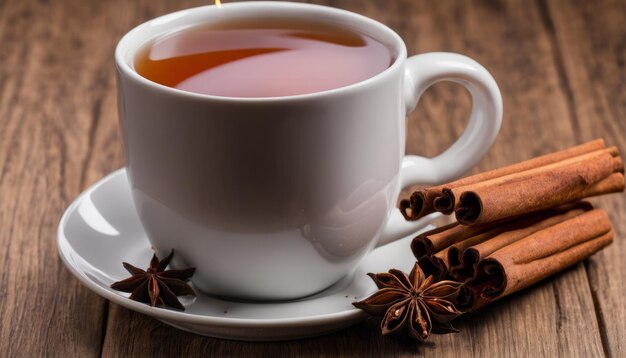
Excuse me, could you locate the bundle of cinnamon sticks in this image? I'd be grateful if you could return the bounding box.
[404,139,624,312]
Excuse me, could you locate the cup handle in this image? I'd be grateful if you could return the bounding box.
[377,52,502,247]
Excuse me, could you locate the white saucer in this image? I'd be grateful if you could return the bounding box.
[57,169,431,341]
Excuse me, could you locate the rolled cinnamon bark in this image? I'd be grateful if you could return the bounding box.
[435,147,621,215]
[416,255,449,282]
[455,151,623,225]
[585,172,625,196]
[399,189,444,220]
[464,209,613,311]
[417,226,506,281]
[435,227,506,267]
[446,202,592,281]
[412,222,506,280]
[399,139,607,220]
[413,203,591,280]
[411,222,490,259]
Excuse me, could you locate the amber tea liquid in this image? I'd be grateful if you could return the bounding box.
[134,19,393,97]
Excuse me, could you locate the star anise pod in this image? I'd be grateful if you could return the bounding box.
[110,250,196,310]
[353,262,463,342]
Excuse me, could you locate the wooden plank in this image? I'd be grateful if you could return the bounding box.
[0,0,201,355]
[543,0,626,356]
[0,0,122,355]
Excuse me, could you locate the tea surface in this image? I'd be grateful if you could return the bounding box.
[134,19,393,97]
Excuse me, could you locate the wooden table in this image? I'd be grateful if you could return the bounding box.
[1,0,624,356]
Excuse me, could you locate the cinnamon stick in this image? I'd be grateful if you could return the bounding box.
[413,203,592,281]
[411,222,506,280]
[463,209,613,311]
[445,202,592,282]
[586,172,625,196]
[399,189,440,220]
[412,222,481,259]
[455,151,623,225]
[435,147,622,215]
[399,139,607,220]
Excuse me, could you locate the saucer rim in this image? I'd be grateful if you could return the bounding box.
[57,168,372,328]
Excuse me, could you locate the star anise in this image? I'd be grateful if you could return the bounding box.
[110,250,196,310]
[353,262,463,342]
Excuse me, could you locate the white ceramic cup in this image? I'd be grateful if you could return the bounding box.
[115,1,502,300]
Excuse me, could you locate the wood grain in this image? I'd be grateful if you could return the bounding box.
[0,0,117,356]
[543,0,626,356]
[0,0,623,357]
